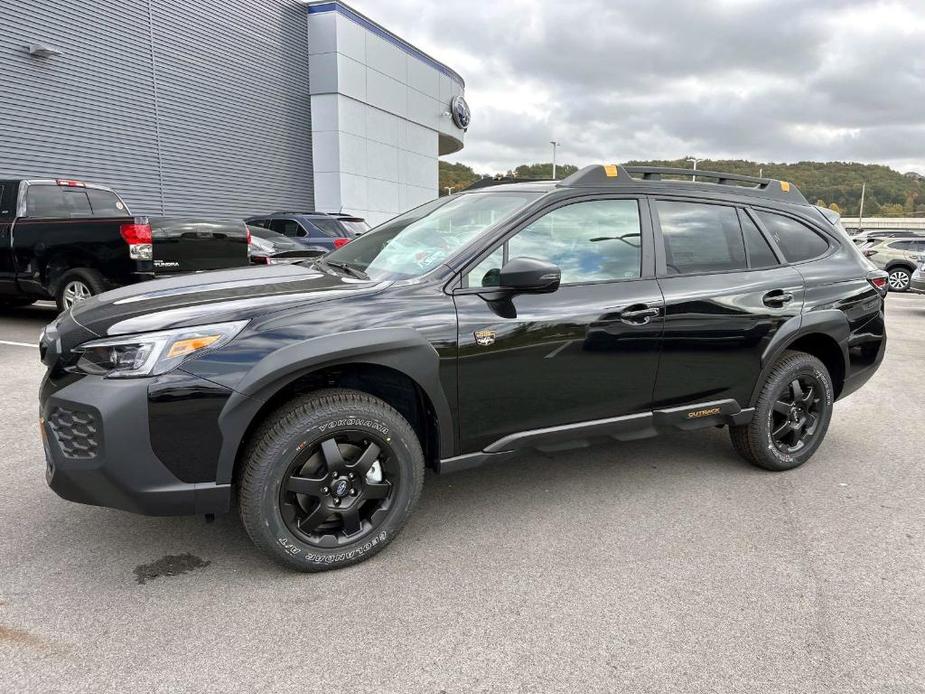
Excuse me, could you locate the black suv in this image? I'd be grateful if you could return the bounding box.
[39,165,887,571]
[245,212,369,254]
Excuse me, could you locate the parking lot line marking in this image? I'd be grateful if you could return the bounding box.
[0,340,39,349]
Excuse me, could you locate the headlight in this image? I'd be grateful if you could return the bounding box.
[74,320,248,378]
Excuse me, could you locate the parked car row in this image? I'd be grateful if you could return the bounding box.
[0,178,368,311]
[858,237,925,292]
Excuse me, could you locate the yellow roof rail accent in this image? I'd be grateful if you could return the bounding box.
[603,164,619,177]
[780,181,791,192]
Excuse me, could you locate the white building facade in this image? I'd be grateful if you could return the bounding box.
[308,2,467,225]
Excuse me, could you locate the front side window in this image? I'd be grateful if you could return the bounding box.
[754,211,830,263]
[657,201,746,275]
[468,199,642,287]
[324,192,541,281]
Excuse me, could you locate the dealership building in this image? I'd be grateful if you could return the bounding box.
[0,0,467,224]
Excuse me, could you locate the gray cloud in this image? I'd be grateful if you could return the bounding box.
[351,0,925,174]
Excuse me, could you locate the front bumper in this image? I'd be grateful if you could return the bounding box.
[41,372,231,516]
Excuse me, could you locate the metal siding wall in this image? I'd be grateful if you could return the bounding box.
[0,0,313,218]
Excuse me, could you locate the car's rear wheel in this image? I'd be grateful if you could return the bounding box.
[730,350,834,471]
[887,267,911,292]
[55,268,107,312]
[239,388,425,571]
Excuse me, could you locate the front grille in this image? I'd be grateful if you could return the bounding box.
[47,407,99,459]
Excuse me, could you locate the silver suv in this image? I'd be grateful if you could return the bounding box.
[861,237,925,291]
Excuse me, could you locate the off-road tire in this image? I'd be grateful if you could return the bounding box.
[239,388,425,572]
[730,350,834,471]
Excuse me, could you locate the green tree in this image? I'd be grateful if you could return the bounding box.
[509,163,579,180]
[438,161,482,196]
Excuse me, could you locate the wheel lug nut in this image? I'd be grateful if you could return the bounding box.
[333,498,340,506]
[332,472,339,479]
[322,486,329,495]
[348,473,355,480]
[349,488,357,496]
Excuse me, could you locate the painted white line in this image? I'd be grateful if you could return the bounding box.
[0,339,39,349]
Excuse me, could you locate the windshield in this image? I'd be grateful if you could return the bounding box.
[322,192,541,280]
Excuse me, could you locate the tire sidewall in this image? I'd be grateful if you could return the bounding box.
[247,402,421,570]
[758,359,834,469]
[55,268,104,312]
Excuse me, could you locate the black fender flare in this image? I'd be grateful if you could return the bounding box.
[748,309,850,406]
[212,327,455,484]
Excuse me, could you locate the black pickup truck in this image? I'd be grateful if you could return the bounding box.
[0,178,251,311]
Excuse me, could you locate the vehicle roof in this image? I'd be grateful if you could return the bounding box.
[462,164,809,207]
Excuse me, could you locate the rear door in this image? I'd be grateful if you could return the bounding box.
[652,198,804,408]
[151,218,250,274]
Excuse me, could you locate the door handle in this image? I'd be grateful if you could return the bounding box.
[619,305,661,324]
[763,290,793,307]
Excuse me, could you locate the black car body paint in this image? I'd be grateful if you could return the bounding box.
[39,166,886,517]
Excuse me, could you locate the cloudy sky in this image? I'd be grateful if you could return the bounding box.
[350,0,925,175]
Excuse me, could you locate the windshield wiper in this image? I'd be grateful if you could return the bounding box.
[317,258,369,280]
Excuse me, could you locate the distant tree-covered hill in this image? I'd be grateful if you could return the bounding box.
[440,158,925,216]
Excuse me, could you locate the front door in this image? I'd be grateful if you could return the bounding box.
[453,197,664,453]
[650,199,805,408]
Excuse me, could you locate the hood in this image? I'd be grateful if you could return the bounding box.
[69,263,389,337]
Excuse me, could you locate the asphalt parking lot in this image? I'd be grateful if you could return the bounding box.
[1,297,923,693]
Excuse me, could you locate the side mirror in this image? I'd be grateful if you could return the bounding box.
[499,257,561,293]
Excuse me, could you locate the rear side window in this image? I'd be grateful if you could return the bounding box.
[657,201,746,275]
[269,219,304,237]
[86,188,129,217]
[309,218,346,237]
[740,211,779,269]
[25,185,92,218]
[754,211,830,263]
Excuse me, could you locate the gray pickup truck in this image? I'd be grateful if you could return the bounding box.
[0,178,251,312]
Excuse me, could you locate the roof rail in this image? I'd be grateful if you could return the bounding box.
[558,165,808,204]
[463,176,556,191]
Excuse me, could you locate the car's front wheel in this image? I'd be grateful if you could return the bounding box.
[730,350,834,471]
[239,389,425,571]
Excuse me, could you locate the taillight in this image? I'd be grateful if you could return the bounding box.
[867,271,889,296]
[120,223,152,244]
[246,227,252,245]
[56,179,86,187]
[333,238,350,249]
[120,223,153,261]
[863,249,877,258]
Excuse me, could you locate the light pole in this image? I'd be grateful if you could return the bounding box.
[550,141,560,179]
[858,182,866,230]
[445,186,455,196]
[686,156,702,182]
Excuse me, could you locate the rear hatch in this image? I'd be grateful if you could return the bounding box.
[150,217,249,274]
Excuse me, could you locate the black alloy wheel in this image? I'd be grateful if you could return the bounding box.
[768,375,825,455]
[280,433,395,547]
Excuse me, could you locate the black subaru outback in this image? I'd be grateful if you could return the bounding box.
[39,165,887,571]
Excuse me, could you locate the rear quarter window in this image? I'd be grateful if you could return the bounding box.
[754,211,830,263]
[86,188,129,217]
